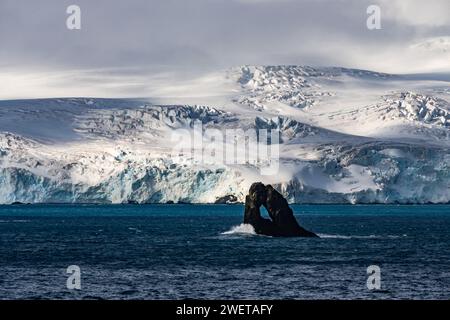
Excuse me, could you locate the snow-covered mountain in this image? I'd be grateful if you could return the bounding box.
[1,66,449,204]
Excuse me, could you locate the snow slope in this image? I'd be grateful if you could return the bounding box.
[0,65,449,204]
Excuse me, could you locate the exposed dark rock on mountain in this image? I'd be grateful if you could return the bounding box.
[244,182,318,237]
[215,195,238,204]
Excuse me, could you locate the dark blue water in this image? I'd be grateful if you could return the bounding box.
[0,204,449,299]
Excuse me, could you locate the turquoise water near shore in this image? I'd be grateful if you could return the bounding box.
[0,204,449,299]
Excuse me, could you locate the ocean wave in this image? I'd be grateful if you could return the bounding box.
[0,219,31,223]
[318,233,407,239]
[221,224,256,235]
[221,228,406,239]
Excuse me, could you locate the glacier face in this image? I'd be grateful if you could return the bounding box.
[0,66,449,204]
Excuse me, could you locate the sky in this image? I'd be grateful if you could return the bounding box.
[1,0,450,99]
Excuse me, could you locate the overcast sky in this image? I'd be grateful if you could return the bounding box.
[1,0,450,98]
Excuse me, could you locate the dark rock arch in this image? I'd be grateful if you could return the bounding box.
[244,182,318,237]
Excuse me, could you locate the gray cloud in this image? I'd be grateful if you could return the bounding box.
[0,0,449,98]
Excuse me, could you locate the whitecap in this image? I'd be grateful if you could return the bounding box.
[221,223,256,235]
[318,233,353,239]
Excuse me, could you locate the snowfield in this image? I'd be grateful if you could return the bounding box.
[0,66,449,204]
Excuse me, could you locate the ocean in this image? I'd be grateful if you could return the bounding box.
[0,204,449,299]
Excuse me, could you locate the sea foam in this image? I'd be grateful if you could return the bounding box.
[221,223,256,235]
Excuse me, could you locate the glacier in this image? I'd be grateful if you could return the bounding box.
[0,66,449,204]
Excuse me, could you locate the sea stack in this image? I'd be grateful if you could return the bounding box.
[244,182,318,237]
